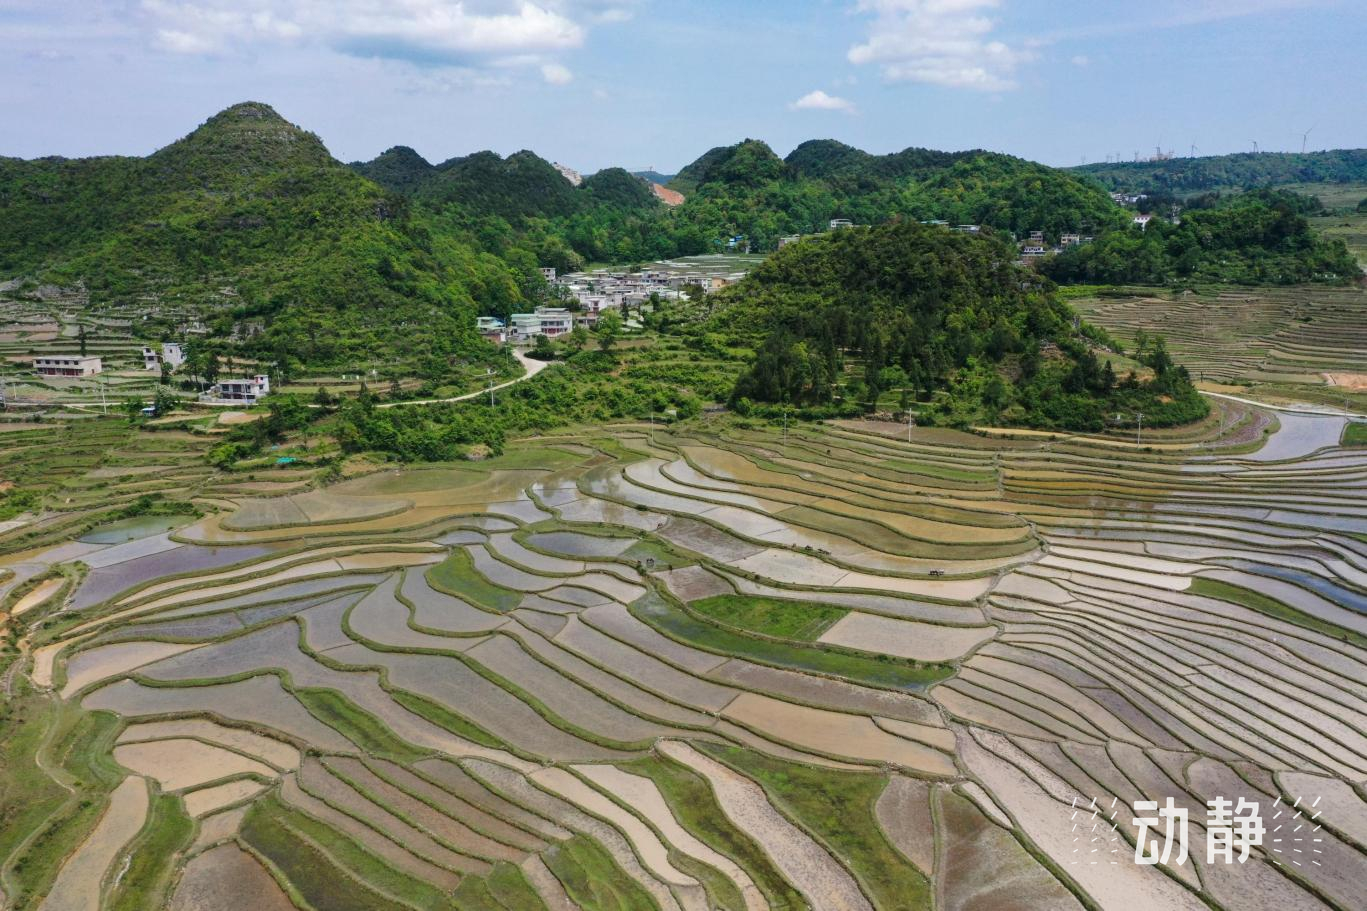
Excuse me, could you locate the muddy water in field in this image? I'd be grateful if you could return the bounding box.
[38,777,149,911]
[168,844,296,911]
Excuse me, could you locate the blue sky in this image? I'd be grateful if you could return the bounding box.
[1,1,1363,172]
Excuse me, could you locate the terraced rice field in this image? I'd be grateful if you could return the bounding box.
[2,400,1365,911]
[1072,285,1367,411]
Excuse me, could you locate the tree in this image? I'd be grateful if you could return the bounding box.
[153,386,178,417]
[531,334,556,360]
[565,325,590,355]
[203,351,221,386]
[596,311,623,352]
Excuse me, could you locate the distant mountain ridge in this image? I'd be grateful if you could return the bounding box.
[1071,149,1367,194]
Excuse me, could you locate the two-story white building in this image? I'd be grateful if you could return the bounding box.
[35,355,102,377]
[143,342,187,372]
[508,307,574,342]
[210,374,271,404]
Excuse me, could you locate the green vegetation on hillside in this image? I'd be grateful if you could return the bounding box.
[1072,149,1367,193]
[1044,191,1360,285]
[0,103,528,372]
[348,135,1125,270]
[331,346,731,460]
[714,221,1208,432]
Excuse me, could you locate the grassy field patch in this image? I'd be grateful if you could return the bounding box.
[543,834,661,911]
[241,794,447,911]
[426,548,520,613]
[389,689,509,751]
[690,594,845,642]
[701,744,932,911]
[294,688,429,761]
[624,756,805,911]
[1190,577,1366,647]
[633,594,950,690]
[108,792,194,911]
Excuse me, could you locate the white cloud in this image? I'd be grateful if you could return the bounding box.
[135,1,623,79]
[541,61,573,83]
[1071,54,1089,66]
[847,0,1032,91]
[789,89,856,113]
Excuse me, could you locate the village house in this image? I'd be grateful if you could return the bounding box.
[1133,213,1154,229]
[534,307,572,337]
[476,316,506,344]
[508,307,573,342]
[35,354,102,378]
[209,374,271,404]
[142,342,186,371]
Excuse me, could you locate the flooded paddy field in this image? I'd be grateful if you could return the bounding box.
[2,399,1365,911]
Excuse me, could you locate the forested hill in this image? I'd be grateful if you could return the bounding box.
[665,137,1125,244]
[1043,189,1361,285]
[349,134,1128,266]
[0,102,525,368]
[1072,149,1367,194]
[349,147,662,221]
[714,222,1208,432]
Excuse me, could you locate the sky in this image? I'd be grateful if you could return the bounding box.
[1,0,1364,173]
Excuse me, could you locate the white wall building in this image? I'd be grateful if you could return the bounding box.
[211,374,271,404]
[143,342,187,371]
[35,355,102,377]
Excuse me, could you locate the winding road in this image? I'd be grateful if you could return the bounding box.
[377,349,549,409]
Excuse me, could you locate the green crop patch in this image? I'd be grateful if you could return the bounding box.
[543,835,661,911]
[689,594,846,642]
[241,795,448,911]
[293,688,430,762]
[624,756,805,911]
[108,792,194,911]
[1190,577,1367,648]
[701,744,932,911]
[389,689,509,751]
[633,594,951,690]
[426,548,521,613]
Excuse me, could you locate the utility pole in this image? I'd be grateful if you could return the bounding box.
[782,405,790,445]
[1135,411,1144,446]
[99,375,107,414]
[476,369,496,406]
[907,409,914,443]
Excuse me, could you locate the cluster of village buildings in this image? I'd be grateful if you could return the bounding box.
[31,261,753,400]
[475,264,745,344]
[31,343,271,405]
